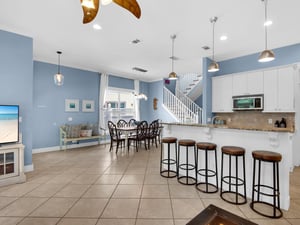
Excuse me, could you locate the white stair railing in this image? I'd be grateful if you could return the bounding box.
[175,88,202,124]
[163,87,202,123]
[178,73,202,95]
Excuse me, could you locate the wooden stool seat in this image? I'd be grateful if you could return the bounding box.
[222,146,245,156]
[178,139,196,147]
[196,142,217,150]
[252,150,282,162]
[162,137,177,144]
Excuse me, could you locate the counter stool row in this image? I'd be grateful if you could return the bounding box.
[160,137,282,219]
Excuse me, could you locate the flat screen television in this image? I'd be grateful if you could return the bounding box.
[0,105,19,144]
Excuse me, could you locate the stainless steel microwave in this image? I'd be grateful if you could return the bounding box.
[232,95,263,111]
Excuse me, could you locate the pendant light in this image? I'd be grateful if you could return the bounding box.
[258,0,275,62]
[54,51,64,86]
[208,16,219,72]
[168,34,178,80]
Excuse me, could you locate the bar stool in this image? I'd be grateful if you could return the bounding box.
[196,142,218,193]
[177,139,196,185]
[250,150,282,218]
[220,146,247,205]
[160,137,177,178]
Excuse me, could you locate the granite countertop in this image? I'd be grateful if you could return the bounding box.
[162,122,294,133]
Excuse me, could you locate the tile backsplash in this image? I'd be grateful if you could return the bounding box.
[215,112,295,131]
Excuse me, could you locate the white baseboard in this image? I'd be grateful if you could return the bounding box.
[24,164,34,172]
[32,141,109,154]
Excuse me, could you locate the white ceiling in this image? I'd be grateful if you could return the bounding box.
[0,0,299,81]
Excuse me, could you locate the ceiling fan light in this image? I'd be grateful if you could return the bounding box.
[168,71,178,80]
[208,61,220,72]
[258,49,275,62]
[54,73,64,86]
[81,0,95,9]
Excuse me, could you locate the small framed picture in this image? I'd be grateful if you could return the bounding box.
[65,99,79,112]
[82,100,95,112]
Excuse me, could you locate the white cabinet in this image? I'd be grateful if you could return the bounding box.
[232,71,263,96]
[212,75,233,112]
[0,144,25,186]
[263,67,294,112]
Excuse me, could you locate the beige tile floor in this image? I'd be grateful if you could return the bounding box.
[0,144,299,225]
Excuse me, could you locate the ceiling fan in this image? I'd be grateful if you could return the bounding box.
[80,0,141,24]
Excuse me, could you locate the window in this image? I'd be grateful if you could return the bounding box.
[104,89,136,127]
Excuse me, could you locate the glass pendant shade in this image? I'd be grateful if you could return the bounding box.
[101,0,112,5]
[54,73,64,86]
[168,71,178,80]
[208,61,220,72]
[258,49,275,62]
[54,51,64,86]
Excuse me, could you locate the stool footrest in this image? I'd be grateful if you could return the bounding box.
[253,184,280,197]
[161,158,176,165]
[197,169,217,177]
[221,176,245,186]
[179,163,196,170]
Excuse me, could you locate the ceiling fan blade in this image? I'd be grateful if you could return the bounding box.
[80,0,100,24]
[113,0,141,19]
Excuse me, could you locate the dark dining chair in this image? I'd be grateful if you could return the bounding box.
[146,119,159,149]
[128,120,148,152]
[117,119,128,128]
[108,121,125,153]
[128,118,136,127]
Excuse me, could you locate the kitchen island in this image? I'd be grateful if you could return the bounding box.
[162,122,294,210]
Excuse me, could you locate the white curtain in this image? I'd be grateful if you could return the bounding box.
[99,73,109,130]
[134,79,140,121]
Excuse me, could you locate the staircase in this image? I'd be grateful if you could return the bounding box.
[163,87,202,123]
[179,73,203,97]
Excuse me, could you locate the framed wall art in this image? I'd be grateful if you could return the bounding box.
[82,100,95,112]
[65,99,79,112]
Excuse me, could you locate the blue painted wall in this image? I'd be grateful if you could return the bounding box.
[202,43,300,123]
[139,81,150,121]
[109,75,134,89]
[33,61,100,148]
[0,30,33,166]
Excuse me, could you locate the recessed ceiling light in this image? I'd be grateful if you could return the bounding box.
[131,39,141,44]
[93,24,102,30]
[220,35,228,41]
[264,20,273,26]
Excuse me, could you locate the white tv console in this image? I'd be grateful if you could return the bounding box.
[0,143,26,186]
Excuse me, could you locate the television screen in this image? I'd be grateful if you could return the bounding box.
[0,105,19,144]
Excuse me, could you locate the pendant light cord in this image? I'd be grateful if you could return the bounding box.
[212,21,215,61]
[171,35,176,72]
[264,0,268,49]
[57,51,62,74]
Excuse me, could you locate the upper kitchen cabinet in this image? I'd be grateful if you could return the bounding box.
[263,67,294,112]
[212,75,233,112]
[232,71,263,96]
